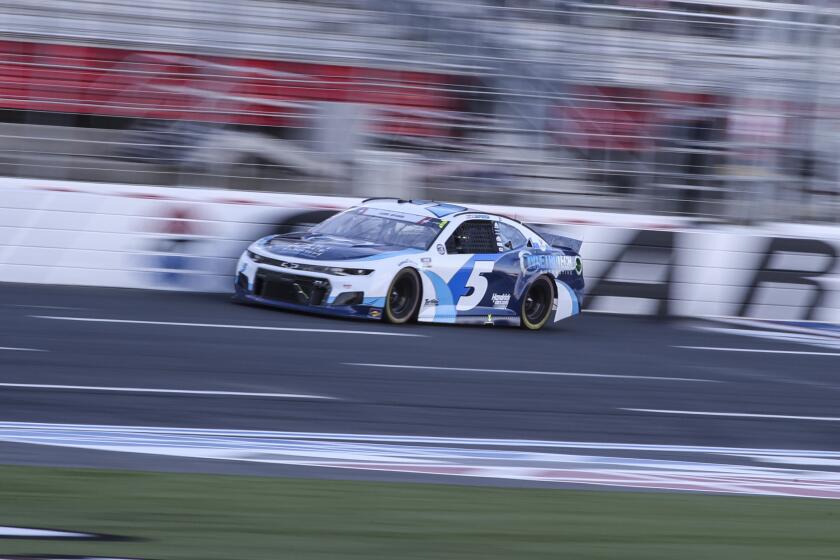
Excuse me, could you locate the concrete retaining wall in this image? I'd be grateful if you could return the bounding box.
[2,178,838,322]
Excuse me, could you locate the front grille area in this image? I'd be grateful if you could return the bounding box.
[253,269,330,306]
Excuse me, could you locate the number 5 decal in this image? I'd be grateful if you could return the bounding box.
[456,260,495,311]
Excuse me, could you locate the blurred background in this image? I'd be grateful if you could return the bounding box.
[3,5,840,559]
[2,0,839,223]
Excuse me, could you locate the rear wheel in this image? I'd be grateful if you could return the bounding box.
[384,269,421,324]
[520,276,554,330]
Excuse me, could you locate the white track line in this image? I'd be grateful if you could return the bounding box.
[345,363,719,383]
[32,316,424,337]
[0,347,46,352]
[2,304,86,310]
[677,345,840,357]
[690,326,840,350]
[624,408,840,422]
[699,320,840,340]
[0,527,95,538]
[0,382,335,400]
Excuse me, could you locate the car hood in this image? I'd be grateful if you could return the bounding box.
[261,233,415,261]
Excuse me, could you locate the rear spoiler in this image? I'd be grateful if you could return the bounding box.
[533,230,583,253]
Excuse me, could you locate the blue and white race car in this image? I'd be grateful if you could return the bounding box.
[234,199,583,330]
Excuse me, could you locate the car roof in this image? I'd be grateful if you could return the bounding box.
[359,198,478,219]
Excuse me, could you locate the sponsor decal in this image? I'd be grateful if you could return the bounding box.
[420,257,432,268]
[359,207,415,222]
[519,251,578,276]
[272,243,329,258]
[584,231,839,319]
[490,293,511,309]
[737,237,836,320]
[367,309,382,318]
[436,244,446,255]
[424,298,439,307]
[484,313,495,325]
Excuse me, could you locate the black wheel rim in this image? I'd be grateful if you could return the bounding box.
[524,280,551,324]
[389,274,417,319]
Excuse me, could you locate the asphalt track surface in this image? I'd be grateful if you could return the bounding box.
[1,282,839,491]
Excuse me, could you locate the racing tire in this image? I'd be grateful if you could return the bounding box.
[520,275,554,331]
[384,268,422,324]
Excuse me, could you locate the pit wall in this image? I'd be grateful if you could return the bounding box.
[1,178,838,322]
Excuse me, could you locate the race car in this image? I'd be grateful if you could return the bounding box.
[234,198,584,330]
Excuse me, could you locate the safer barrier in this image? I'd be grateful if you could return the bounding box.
[1,178,838,322]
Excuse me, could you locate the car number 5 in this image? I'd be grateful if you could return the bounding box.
[456,260,495,311]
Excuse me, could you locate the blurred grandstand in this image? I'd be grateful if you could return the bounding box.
[1,0,839,222]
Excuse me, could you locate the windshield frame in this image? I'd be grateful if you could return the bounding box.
[309,207,448,250]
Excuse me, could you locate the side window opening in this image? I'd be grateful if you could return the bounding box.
[445,220,498,254]
[498,222,527,251]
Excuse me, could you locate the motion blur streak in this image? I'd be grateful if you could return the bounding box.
[2,1,840,557]
[343,362,718,382]
[31,316,426,337]
[0,0,838,221]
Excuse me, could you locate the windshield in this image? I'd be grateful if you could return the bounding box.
[309,207,445,250]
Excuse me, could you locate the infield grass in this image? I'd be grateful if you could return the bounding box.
[1,465,838,559]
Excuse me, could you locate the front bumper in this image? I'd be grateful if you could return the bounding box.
[233,284,383,320]
[234,265,384,320]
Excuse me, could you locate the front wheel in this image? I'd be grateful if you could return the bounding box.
[384,268,421,324]
[520,275,554,330]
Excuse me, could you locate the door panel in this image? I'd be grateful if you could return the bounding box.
[422,253,517,321]
[420,219,519,322]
